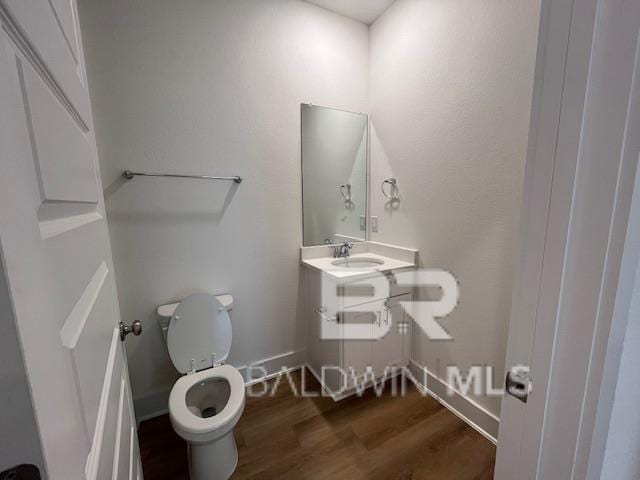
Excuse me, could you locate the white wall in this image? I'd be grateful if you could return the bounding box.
[369,0,540,416]
[81,0,540,421]
[79,0,369,416]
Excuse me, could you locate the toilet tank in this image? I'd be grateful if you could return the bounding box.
[157,294,234,343]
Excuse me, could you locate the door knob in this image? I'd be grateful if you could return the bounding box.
[120,320,142,341]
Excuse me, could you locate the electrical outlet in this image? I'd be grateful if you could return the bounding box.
[371,216,379,232]
[359,215,366,231]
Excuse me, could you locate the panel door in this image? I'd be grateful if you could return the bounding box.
[372,294,411,377]
[341,308,375,389]
[0,2,141,479]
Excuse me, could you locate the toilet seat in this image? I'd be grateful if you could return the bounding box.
[167,293,232,374]
[169,364,245,444]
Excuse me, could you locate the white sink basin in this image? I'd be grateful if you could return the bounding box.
[331,257,385,268]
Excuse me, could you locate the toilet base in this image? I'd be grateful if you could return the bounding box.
[188,430,238,480]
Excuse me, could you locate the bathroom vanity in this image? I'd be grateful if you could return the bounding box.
[299,105,418,400]
[301,242,417,400]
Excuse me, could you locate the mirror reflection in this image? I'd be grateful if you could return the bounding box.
[301,104,368,246]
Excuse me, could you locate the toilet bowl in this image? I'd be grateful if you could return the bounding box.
[169,365,245,479]
[160,293,245,480]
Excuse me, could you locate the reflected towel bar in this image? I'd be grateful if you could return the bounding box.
[122,170,242,184]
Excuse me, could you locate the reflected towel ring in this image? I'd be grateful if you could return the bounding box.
[381,178,400,200]
[340,184,352,201]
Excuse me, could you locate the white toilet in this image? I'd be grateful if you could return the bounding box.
[158,293,245,480]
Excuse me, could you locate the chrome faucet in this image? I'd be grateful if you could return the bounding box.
[333,242,353,258]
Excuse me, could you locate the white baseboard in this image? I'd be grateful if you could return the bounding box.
[304,362,408,402]
[408,360,499,444]
[237,349,305,385]
[133,349,305,423]
[134,389,171,423]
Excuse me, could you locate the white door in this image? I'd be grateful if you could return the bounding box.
[342,309,374,387]
[371,294,410,377]
[0,2,141,480]
[495,0,640,477]
[342,294,410,382]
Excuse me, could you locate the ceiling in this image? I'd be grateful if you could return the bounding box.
[304,0,396,25]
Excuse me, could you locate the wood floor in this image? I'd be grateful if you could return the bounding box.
[138,369,496,480]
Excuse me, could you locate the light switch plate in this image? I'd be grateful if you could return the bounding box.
[371,216,379,232]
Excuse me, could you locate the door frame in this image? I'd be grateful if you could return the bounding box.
[495,0,640,477]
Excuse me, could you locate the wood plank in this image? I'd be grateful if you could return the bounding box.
[138,369,495,480]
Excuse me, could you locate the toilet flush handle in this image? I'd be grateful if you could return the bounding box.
[120,320,142,341]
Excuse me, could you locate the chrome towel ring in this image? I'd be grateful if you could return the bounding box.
[381,178,400,200]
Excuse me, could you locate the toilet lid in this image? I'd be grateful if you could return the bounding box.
[167,293,232,374]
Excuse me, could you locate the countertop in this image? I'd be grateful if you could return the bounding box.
[301,251,416,281]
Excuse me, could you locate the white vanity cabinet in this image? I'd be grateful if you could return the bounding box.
[304,267,413,399]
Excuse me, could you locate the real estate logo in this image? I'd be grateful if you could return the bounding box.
[318,268,460,341]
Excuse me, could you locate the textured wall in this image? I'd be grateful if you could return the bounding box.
[81,0,540,421]
[369,0,540,416]
[79,0,369,413]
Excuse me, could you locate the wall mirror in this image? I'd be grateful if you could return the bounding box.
[301,104,368,246]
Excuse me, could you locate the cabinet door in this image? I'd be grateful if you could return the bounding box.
[372,294,412,377]
[341,309,375,388]
[305,269,342,392]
